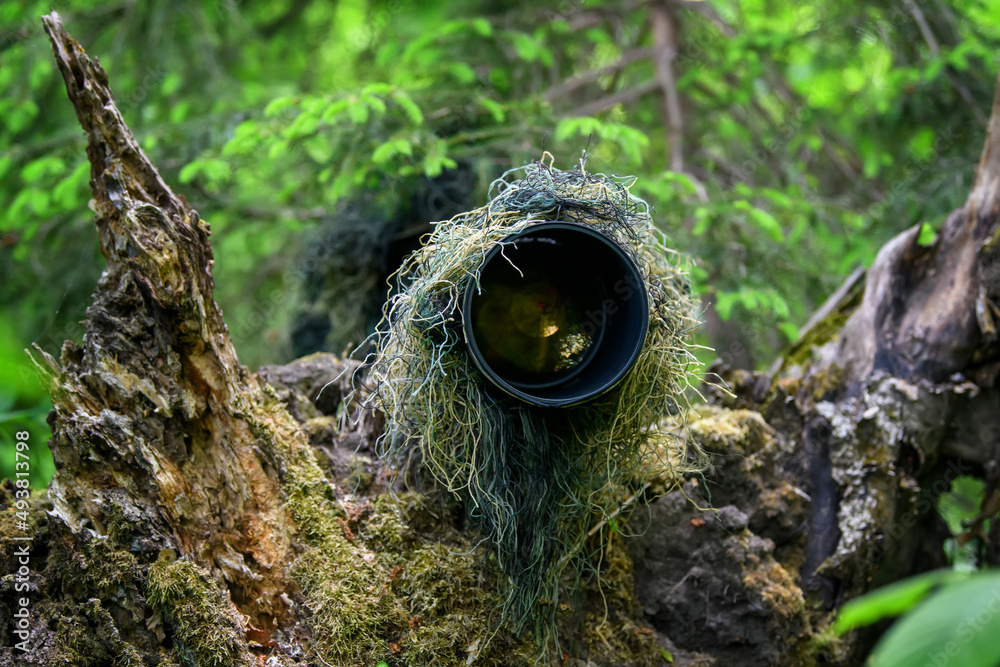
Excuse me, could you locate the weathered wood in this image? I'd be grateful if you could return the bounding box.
[37,8,306,634]
[820,71,1000,388]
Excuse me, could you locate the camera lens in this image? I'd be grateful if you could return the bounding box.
[463,222,648,407]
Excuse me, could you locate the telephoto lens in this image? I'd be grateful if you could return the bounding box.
[463,221,649,407]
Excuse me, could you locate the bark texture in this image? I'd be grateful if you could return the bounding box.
[2,11,1000,667]
[34,10,305,631]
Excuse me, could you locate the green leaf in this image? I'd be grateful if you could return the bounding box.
[362,93,387,115]
[6,100,39,133]
[758,187,794,209]
[161,72,183,96]
[858,135,882,178]
[348,101,370,125]
[692,207,711,236]
[835,569,959,635]
[286,111,320,139]
[21,156,66,184]
[422,140,456,178]
[372,139,413,165]
[917,222,937,247]
[488,66,511,92]
[868,571,1000,667]
[268,140,290,160]
[585,27,611,44]
[222,120,261,157]
[52,160,89,209]
[938,476,986,536]
[765,289,790,318]
[392,90,424,126]
[479,97,506,123]
[168,100,191,124]
[321,99,350,122]
[302,135,334,164]
[748,207,784,242]
[661,171,698,195]
[471,17,492,37]
[909,127,936,161]
[779,322,800,343]
[448,62,477,84]
[715,291,739,321]
[360,83,393,97]
[178,158,231,185]
[28,189,50,215]
[510,31,540,62]
[550,19,571,35]
[264,96,298,117]
[554,116,604,143]
[598,123,649,164]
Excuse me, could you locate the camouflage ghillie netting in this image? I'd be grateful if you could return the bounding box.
[365,155,706,646]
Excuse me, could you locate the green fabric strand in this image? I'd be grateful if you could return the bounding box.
[364,157,706,648]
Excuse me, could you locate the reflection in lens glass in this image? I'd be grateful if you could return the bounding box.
[470,234,605,389]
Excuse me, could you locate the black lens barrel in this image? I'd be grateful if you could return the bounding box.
[462,222,649,407]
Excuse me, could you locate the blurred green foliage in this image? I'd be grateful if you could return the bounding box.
[836,568,1000,667]
[2,0,1000,489]
[833,474,1000,665]
[939,475,991,571]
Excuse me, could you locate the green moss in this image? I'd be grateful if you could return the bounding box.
[363,493,412,551]
[145,550,251,667]
[3,485,161,666]
[683,404,775,456]
[53,598,145,667]
[289,489,534,666]
[807,363,845,401]
[741,555,806,620]
[343,453,376,492]
[0,484,47,566]
[246,389,531,665]
[552,532,665,667]
[58,536,143,600]
[784,311,849,371]
[776,277,863,384]
[292,546,402,664]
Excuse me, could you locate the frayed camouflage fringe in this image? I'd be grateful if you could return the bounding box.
[364,155,708,653]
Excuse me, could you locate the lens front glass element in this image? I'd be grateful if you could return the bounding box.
[470,232,605,389]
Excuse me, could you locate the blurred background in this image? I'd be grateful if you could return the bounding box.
[2,0,999,486]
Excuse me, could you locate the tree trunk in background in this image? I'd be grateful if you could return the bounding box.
[2,11,999,667]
